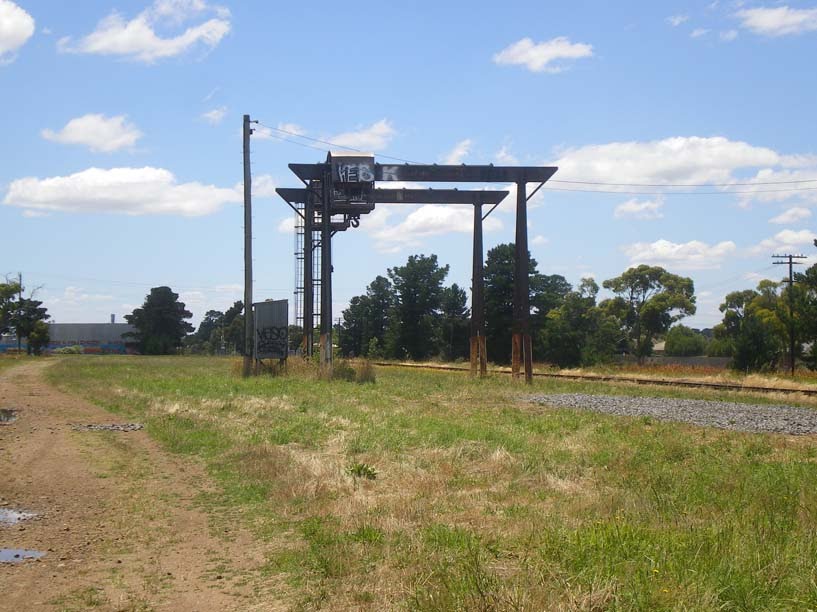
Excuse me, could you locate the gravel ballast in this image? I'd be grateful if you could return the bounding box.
[530,393,817,435]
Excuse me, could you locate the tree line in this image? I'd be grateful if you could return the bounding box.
[335,244,697,367]
[46,237,816,374]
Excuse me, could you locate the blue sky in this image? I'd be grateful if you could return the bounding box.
[1,0,816,330]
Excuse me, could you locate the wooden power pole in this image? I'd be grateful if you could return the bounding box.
[242,114,254,377]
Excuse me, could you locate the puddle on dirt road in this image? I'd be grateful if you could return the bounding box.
[0,409,18,424]
[0,509,37,526]
[72,423,143,432]
[0,549,45,563]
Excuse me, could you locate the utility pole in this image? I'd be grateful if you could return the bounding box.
[17,272,22,353]
[773,253,807,376]
[242,114,256,377]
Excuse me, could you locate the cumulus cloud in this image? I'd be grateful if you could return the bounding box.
[531,235,549,246]
[200,106,227,125]
[614,198,664,220]
[252,174,276,198]
[58,0,230,63]
[277,216,295,234]
[329,119,395,152]
[667,14,689,26]
[691,28,710,38]
[495,145,519,165]
[769,207,812,224]
[720,29,739,41]
[0,0,35,64]
[3,166,242,216]
[553,136,797,187]
[442,139,472,165]
[493,36,593,73]
[41,114,142,152]
[736,6,817,37]
[751,229,817,254]
[362,204,503,253]
[623,239,737,269]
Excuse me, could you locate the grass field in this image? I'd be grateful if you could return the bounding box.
[46,356,817,610]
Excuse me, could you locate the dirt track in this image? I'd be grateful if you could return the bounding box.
[0,361,273,611]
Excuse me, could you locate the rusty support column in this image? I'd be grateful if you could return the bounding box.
[319,168,333,372]
[512,180,532,383]
[302,183,314,357]
[470,202,487,377]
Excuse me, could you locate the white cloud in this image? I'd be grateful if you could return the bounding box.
[277,122,305,136]
[329,119,395,152]
[277,216,295,234]
[58,0,230,63]
[553,136,790,187]
[769,207,812,224]
[252,174,277,198]
[22,209,49,218]
[531,235,549,246]
[201,106,227,125]
[751,229,817,254]
[493,36,593,73]
[691,28,710,38]
[0,0,35,64]
[623,239,737,269]
[720,29,739,41]
[614,197,664,220]
[736,6,817,37]
[363,204,502,253]
[735,168,817,205]
[442,139,472,165]
[3,167,241,216]
[495,145,519,165]
[667,14,689,27]
[41,114,142,153]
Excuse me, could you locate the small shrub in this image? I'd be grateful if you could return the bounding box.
[331,360,357,382]
[355,360,377,384]
[347,462,377,480]
[53,345,84,355]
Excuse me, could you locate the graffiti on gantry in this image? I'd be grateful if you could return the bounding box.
[256,326,288,359]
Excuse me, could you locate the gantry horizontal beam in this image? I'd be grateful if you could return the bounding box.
[276,187,509,205]
[288,163,558,184]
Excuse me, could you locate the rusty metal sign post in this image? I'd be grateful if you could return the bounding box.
[278,157,557,383]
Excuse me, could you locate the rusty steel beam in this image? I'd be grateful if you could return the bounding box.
[276,187,509,205]
[289,163,557,184]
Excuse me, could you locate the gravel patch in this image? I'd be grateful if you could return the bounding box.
[531,393,817,435]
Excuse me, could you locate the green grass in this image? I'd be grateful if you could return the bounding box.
[47,355,817,610]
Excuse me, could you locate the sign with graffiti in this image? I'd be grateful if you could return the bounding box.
[254,299,288,360]
[331,155,375,184]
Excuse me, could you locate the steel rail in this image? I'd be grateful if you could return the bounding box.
[371,362,817,397]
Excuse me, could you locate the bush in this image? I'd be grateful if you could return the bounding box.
[330,359,357,382]
[53,345,84,355]
[355,360,377,384]
[664,325,707,357]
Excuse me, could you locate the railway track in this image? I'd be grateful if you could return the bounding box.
[372,361,817,398]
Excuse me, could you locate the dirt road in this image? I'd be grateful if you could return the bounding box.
[0,361,272,611]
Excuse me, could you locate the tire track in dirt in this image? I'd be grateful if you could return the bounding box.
[0,360,278,611]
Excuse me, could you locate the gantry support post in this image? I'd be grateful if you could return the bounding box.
[319,167,333,372]
[302,182,314,357]
[470,202,487,377]
[512,180,533,384]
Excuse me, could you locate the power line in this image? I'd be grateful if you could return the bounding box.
[550,178,817,187]
[255,121,422,165]
[256,120,817,195]
[541,185,817,196]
